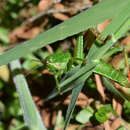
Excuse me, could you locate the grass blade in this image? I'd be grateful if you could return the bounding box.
[63,70,93,129]
[10,60,46,130]
[64,82,84,130]
[0,0,129,66]
[46,69,93,101]
[102,77,129,101]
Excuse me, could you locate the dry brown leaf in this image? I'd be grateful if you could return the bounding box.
[0,2,5,7]
[41,109,56,128]
[114,82,130,99]
[112,98,122,115]
[111,53,123,69]
[95,74,106,101]
[121,36,130,45]
[18,27,41,39]
[9,26,27,43]
[53,13,69,21]
[104,121,113,130]
[53,3,69,21]
[66,124,79,130]
[54,3,65,10]
[9,26,42,43]
[97,19,111,33]
[38,0,53,11]
[63,92,88,107]
[111,118,122,130]
[42,69,53,75]
[45,45,53,54]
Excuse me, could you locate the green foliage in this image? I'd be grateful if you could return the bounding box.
[0,80,4,89]
[0,0,39,28]
[0,122,5,130]
[76,106,94,124]
[95,104,114,123]
[123,101,130,121]
[117,126,127,130]
[22,54,43,71]
[123,101,130,114]
[0,27,9,44]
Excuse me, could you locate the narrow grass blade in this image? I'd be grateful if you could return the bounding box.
[10,60,46,130]
[0,0,129,66]
[59,61,96,88]
[46,69,93,101]
[63,69,93,129]
[93,61,129,87]
[74,33,84,64]
[102,77,129,101]
[64,82,84,130]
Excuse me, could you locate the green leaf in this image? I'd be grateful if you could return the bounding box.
[95,104,113,123]
[0,27,9,44]
[76,106,94,124]
[117,126,127,130]
[123,101,130,114]
[95,111,108,123]
[0,0,129,66]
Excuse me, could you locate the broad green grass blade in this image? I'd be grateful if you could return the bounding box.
[102,77,129,101]
[93,61,129,87]
[10,60,46,130]
[0,0,129,66]
[64,82,84,130]
[101,4,130,38]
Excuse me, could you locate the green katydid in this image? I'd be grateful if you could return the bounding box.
[22,34,84,92]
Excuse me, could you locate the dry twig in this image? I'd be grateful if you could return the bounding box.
[23,5,91,25]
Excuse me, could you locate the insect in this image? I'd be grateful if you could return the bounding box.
[23,33,84,92]
[45,52,71,91]
[44,33,84,91]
